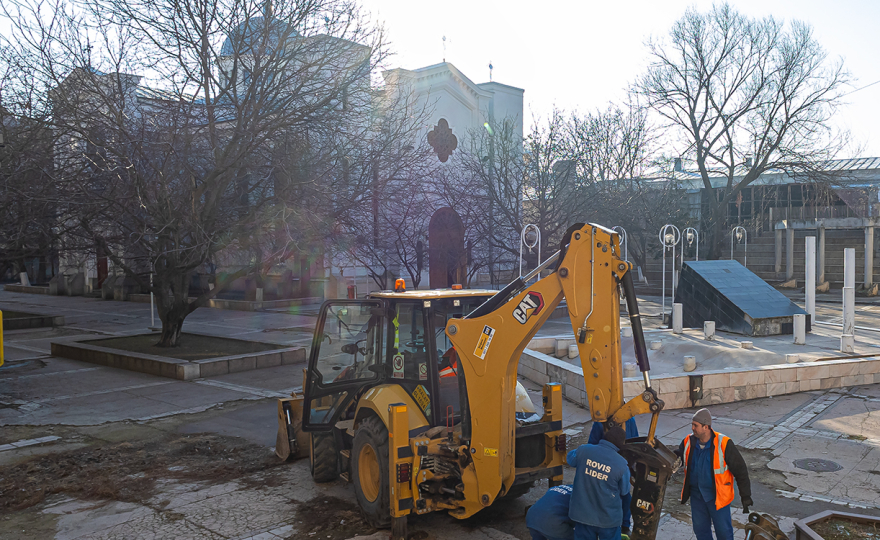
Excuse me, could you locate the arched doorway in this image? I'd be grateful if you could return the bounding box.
[428,207,466,289]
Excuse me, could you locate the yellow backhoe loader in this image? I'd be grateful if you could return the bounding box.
[276,223,678,539]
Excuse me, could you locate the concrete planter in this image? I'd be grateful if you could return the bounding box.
[127,294,322,312]
[3,284,51,295]
[794,509,880,539]
[2,312,64,330]
[51,332,306,380]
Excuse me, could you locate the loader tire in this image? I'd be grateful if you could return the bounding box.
[352,416,391,528]
[310,431,338,483]
[500,481,534,500]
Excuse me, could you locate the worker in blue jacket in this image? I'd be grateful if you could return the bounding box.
[587,418,638,537]
[567,425,630,540]
[525,484,575,540]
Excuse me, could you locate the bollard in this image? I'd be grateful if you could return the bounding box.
[621,327,633,338]
[649,341,662,351]
[624,362,638,377]
[683,356,696,372]
[786,354,799,364]
[741,341,753,349]
[568,344,578,359]
[672,303,683,334]
[704,321,715,341]
[793,314,806,345]
[805,236,816,320]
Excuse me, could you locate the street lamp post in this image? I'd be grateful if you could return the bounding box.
[659,224,681,323]
[731,226,748,268]
[682,227,699,273]
[612,226,628,263]
[520,224,541,279]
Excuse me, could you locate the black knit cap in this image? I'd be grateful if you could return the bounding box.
[603,425,626,450]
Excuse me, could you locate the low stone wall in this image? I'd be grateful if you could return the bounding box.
[2,314,64,330]
[3,284,51,295]
[128,294,322,312]
[52,334,306,381]
[518,348,880,411]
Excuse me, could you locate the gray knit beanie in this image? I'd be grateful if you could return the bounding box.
[693,408,712,426]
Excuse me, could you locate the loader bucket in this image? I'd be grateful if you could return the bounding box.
[275,396,309,461]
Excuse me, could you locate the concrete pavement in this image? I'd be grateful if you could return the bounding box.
[1,289,880,539]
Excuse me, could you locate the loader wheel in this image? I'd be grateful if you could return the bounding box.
[500,481,534,500]
[352,416,391,528]
[309,431,338,483]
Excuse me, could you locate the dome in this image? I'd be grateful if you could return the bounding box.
[220,16,298,57]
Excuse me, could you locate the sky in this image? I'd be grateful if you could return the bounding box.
[362,0,880,157]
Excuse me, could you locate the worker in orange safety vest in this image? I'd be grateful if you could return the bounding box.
[675,408,752,540]
[439,347,458,378]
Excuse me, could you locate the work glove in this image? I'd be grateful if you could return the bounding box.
[621,526,631,539]
[742,497,753,514]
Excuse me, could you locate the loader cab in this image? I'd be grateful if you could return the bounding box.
[302,288,494,432]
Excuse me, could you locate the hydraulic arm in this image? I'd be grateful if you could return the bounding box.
[446,223,675,537]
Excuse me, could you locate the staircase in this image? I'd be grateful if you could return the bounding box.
[633,228,879,295]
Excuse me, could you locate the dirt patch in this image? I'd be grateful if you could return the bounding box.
[810,517,880,539]
[0,433,282,512]
[83,333,284,361]
[289,496,377,540]
[739,448,791,491]
[262,327,314,335]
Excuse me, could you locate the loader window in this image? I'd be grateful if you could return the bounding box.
[390,303,428,381]
[314,303,381,384]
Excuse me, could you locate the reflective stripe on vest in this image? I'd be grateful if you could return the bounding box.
[439,359,457,378]
[681,432,735,510]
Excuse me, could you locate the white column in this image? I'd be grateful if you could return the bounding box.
[845,247,856,288]
[841,247,855,353]
[865,225,874,288]
[786,227,795,280]
[775,228,783,274]
[805,236,816,321]
[672,303,683,334]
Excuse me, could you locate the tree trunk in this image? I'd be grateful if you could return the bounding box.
[157,313,185,347]
[155,273,193,347]
[706,202,726,260]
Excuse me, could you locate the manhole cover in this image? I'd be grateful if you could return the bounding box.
[793,458,843,472]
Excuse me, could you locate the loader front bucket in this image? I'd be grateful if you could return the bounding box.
[275,396,309,461]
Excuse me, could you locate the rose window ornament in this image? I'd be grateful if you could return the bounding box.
[427,118,458,163]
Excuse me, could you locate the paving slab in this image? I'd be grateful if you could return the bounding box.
[808,395,880,437]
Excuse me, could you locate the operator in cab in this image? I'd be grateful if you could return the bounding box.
[567,425,630,540]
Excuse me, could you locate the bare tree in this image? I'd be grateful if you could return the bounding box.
[1,0,406,346]
[456,111,593,274]
[634,3,852,258]
[0,105,58,282]
[0,46,65,283]
[567,102,679,270]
